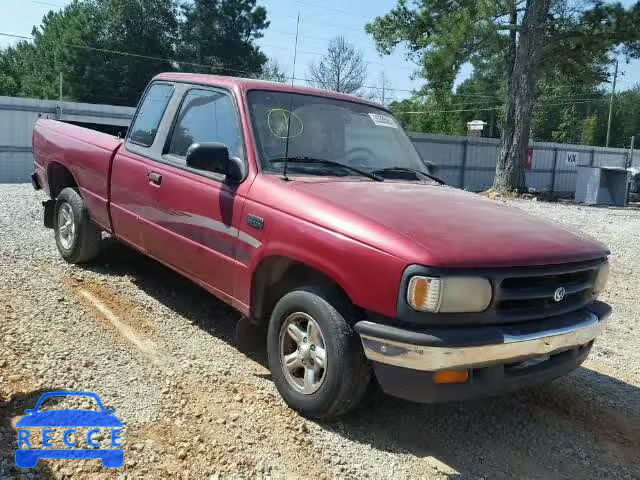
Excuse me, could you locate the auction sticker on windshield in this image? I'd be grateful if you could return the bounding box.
[368,113,398,128]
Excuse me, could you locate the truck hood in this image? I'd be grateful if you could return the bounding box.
[288,180,609,267]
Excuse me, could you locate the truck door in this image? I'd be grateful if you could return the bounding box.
[139,86,250,298]
[110,82,175,252]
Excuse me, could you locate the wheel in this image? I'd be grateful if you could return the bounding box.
[267,286,371,419]
[53,187,102,264]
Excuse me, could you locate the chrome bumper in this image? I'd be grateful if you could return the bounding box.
[357,308,609,372]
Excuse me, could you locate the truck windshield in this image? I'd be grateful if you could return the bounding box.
[247,90,427,178]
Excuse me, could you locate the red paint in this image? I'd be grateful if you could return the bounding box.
[33,74,609,320]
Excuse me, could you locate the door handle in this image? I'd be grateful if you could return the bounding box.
[148,171,162,185]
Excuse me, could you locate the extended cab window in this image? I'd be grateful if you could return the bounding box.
[129,83,174,146]
[167,89,243,160]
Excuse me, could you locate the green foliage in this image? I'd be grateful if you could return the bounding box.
[367,1,640,147]
[582,114,599,146]
[0,0,269,105]
[390,97,464,135]
[177,0,268,77]
[85,0,179,105]
[608,86,640,148]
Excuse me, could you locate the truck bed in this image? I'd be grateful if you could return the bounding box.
[33,119,123,231]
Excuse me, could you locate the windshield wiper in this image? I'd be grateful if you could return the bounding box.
[269,156,383,182]
[370,166,446,185]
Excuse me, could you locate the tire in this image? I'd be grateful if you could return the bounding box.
[53,187,102,264]
[267,286,371,419]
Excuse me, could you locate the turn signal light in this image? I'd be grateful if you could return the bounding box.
[433,369,469,384]
[407,276,441,312]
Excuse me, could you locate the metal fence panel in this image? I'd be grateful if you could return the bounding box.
[0,151,34,183]
[412,135,466,166]
[0,96,134,183]
[409,132,631,196]
[0,94,634,190]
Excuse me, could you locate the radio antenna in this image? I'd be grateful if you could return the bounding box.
[282,11,300,181]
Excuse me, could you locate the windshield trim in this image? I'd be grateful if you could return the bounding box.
[244,88,403,176]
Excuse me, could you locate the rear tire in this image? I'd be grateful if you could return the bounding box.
[53,187,101,264]
[267,286,371,419]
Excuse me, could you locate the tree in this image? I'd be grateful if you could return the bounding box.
[86,0,179,105]
[367,0,640,193]
[307,36,367,94]
[0,0,271,105]
[258,58,288,83]
[177,0,269,77]
[0,44,26,97]
[0,2,97,102]
[0,0,178,105]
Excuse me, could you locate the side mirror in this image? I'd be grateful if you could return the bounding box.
[24,409,36,415]
[185,142,244,183]
[104,408,115,414]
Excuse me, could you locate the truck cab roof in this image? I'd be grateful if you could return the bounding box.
[152,72,385,109]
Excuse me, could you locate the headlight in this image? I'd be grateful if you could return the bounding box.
[407,276,492,313]
[593,262,610,294]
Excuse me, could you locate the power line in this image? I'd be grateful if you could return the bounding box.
[293,0,364,17]
[0,32,264,77]
[0,31,418,93]
[394,99,611,115]
[260,40,415,70]
[3,30,623,103]
[32,0,68,7]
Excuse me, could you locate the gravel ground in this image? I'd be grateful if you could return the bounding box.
[1,183,639,479]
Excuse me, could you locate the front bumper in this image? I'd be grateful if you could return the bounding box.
[355,301,610,402]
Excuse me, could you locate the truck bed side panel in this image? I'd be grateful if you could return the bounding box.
[33,120,122,232]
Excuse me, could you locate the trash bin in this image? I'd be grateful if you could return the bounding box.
[575,166,629,206]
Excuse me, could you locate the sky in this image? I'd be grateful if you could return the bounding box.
[0,0,638,102]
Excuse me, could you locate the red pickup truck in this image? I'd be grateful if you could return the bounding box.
[32,73,611,419]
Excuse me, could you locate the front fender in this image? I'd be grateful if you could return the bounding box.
[248,215,406,318]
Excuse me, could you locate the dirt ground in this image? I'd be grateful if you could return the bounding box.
[1,184,639,479]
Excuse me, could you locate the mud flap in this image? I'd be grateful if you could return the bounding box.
[43,200,55,229]
[235,315,266,354]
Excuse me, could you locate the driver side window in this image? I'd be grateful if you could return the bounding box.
[167,89,243,163]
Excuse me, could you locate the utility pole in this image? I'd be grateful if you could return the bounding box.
[606,59,618,147]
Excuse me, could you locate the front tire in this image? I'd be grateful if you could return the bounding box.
[53,187,101,264]
[267,286,371,419]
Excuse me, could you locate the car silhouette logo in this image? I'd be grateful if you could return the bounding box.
[553,286,566,302]
[15,391,123,468]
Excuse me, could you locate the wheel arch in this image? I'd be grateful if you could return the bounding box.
[250,255,356,325]
[47,161,78,199]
